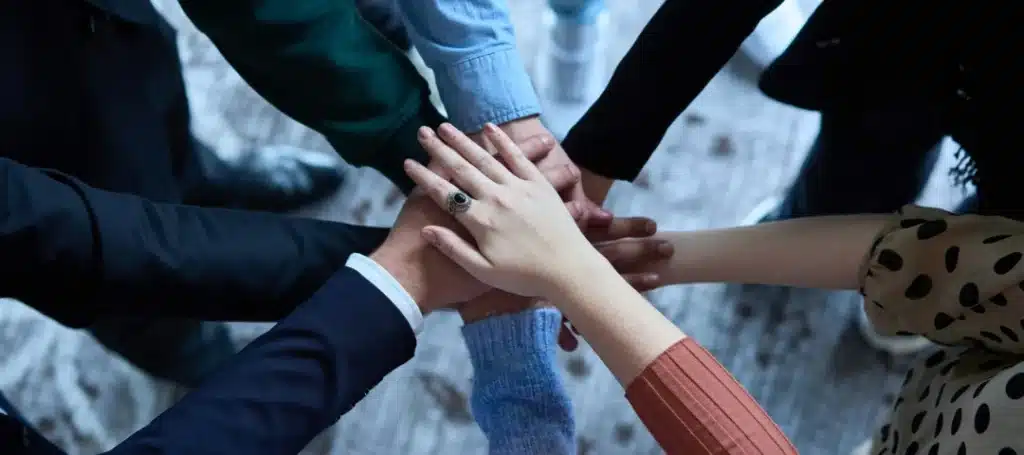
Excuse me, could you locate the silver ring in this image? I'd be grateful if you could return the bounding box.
[446,191,472,215]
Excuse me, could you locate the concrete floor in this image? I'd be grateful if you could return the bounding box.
[0,0,972,454]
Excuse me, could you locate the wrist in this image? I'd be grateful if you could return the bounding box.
[370,246,432,313]
[580,168,613,204]
[496,115,544,139]
[541,249,617,303]
[459,291,546,324]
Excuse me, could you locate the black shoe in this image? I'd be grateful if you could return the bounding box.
[356,0,412,51]
[187,145,346,213]
[89,319,236,388]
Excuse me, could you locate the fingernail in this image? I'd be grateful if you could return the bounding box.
[657,242,673,256]
[421,228,437,243]
[646,220,657,234]
[418,126,433,139]
[483,122,498,132]
[439,123,457,136]
[644,273,659,283]
[540,135,553,145]
[596,208,613,219]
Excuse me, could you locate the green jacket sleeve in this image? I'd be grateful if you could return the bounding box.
[177,0,445,191]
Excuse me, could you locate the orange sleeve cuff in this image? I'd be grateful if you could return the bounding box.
[625,338,797,455]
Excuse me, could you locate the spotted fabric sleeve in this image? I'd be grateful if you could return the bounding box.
[860,205,1024,354]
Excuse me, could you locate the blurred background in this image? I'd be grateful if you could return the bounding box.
[0,0,972,453]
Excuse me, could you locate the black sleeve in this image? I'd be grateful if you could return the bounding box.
[562,0,784,181]
[0,157,387,327]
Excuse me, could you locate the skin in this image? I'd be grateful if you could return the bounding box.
[403,122,690,385]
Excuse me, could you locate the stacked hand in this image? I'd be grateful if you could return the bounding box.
[401,123,672,309]
[376,123,672,319]
[468,116,612,228]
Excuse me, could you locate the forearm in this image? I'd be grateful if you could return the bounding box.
[626,339,797,454]
[463,308,575,455]
[650,215,893,290]
[562,0,783,182]
[105,268,416,455]
[83,187,389,322]
[546,256,685,386]
[178,0,444,190]
[396,0,539,132]
[0,157,387,326]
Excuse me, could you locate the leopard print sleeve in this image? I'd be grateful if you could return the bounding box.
[859,205,1024,354]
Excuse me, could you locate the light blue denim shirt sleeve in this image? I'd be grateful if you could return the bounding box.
[395,0,541,132]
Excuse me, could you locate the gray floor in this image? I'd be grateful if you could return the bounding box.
[0,0,972,454]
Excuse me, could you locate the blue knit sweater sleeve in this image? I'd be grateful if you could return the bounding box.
[461,308,576,455]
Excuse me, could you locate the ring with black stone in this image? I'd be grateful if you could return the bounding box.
[446,191,472,215]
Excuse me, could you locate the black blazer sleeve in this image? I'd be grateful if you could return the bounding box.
[102,266,416,455]
[0,157,389,327]
[561,0,783,181]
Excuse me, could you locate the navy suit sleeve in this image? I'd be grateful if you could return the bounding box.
[0,157,389,328]
[103,267,417,455]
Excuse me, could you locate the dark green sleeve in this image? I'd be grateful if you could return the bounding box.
[178,0,445,191]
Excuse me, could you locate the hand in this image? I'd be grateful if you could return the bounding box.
[370,188,489,313]
[404,122,607,298]
[490,117,612,229]
[439,123,582,195]
[595,237,674,292]
[454,215,669,331]
[373,132,585,312]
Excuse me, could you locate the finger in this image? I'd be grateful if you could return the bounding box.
[621,273,664,293]
[540,163,581,195]
[484,123,545,181]
[418,126,495,197]
[437,123,513,184]
[586,216,658,242]
[516,134,556,163]
[564,200,588,224]
[570,195,612,229]
[404,160,480,223]
[426,159,450,181]
[595,238,674,267]
[558,324,579,351]
[422,226,492,273]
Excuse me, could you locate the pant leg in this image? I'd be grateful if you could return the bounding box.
[954,193,978,214]
[548,0,605,23]
[775,109,946,219]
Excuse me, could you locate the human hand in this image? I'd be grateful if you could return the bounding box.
[486,117,613,229]
[594,237,674,292]
[454,216,671,333]
[404,122,611,298]
[439,123,584,198]
[370,188,489,313]
[374,129,594,312]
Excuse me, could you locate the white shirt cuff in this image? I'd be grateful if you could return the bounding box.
[345,253,424,334]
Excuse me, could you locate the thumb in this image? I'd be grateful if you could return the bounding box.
[421,226,492,275]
